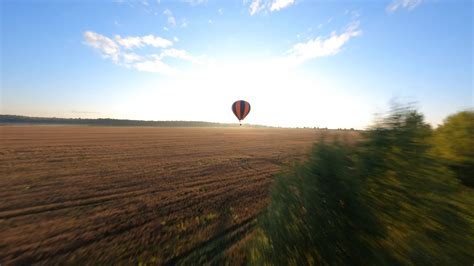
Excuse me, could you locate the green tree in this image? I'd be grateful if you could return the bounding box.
[248,105,474,265]
[432,110,474,186]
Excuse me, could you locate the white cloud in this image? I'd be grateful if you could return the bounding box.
[182,0,207,5]
[249,0,295,15]
[123,52,142,62]
[83,31,120,62]
[218,8,223,15]
[249,0,264,15]
[173,36,179,42]
[350,10,361,19]
[160,48,194,61]
[163,9,176,26]
[133,59,177,75]
[84,31,197,75]
[387,0,423,12]
[115,34,173,49]
[283,20,361,65]
[142,35,173,48]
[270,0,294,12]
[114,35,142,49]
[181,18,188,28]
[208,19,213,24]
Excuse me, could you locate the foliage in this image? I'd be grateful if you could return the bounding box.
[248,106,474,265]
[432,110,474,186]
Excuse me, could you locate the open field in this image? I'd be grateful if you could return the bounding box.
[0,126,355,264]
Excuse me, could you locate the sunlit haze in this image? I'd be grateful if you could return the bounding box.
[1,0,472,128]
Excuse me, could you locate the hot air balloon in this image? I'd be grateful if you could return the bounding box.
[232,100,251,126]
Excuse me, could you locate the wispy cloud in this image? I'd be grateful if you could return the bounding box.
[83,31,120,62]
[282,20,361,65]
[84,31,195,75]
[270,0,295,12]
[163,9,176,26]
[133,58,178,75]
[181,18,188,28]
[387,0,423,12]
[160,48,195,61]
[114,36,141,49]
[141,35,173,48]
[218,8,223,15]
[115,34,173,49]
[124,52,192,76]
[181,0,207,6]
[249,0,295,15]
[123,52,143,62]
[182,0,207,5]
[249,0,264,15]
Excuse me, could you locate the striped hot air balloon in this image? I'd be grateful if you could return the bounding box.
[232,100,251,126]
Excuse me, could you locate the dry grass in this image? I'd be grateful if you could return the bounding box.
[0,126,354,264]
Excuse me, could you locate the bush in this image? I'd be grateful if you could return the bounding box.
[248,106,474,265]
[432,110,474,186]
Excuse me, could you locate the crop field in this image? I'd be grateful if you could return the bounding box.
[0,126,354,264]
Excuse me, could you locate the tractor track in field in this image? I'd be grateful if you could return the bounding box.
[0,166,273,219]
[165,216,257,265]
[1,126,345,264]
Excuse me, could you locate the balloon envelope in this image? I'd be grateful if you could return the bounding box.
[232,100,251,122]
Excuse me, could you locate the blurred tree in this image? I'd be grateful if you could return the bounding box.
[248,105,474,265]
[432,110,474,186]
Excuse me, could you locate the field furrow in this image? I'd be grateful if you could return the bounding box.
[0,126,337,264]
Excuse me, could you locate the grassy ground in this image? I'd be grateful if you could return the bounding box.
[0,126,323,264]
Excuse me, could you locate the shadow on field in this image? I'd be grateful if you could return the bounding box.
[166,188,255,265]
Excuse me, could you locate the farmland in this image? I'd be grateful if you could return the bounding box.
[0,126,350,264]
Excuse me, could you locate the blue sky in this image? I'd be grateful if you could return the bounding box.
[1,0,472,128]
